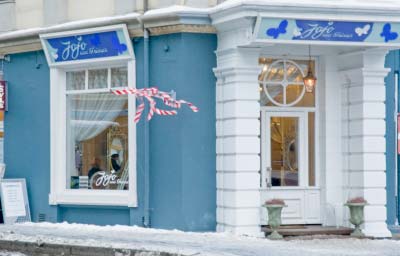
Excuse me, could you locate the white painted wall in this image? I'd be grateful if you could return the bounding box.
[114,0,136,15]
[15,0,43,29]
[0,1,15,32]
[0,0,218,31]
[68,0,114,21]
[44,0,67,25]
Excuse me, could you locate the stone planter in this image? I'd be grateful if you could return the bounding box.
[345,202,367,237]
[264,204,286,239]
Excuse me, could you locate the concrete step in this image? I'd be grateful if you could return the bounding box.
[262,225,353,237]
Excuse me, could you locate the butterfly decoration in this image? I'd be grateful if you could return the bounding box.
[355,24,371,37]
[266,20,288,39]
[111,36,128,54]
[380,23,398,42]
[90,34,101,46]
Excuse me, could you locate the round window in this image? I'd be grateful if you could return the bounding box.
[260,59,306,107]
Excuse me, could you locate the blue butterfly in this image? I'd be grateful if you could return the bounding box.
[380,23,398,42]
[111,36,128,54]
[267,20,288,39]
[90,34,101,46]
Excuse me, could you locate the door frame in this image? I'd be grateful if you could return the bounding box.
[260,108,321,224]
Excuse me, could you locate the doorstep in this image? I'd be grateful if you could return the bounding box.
[262,225,353,238]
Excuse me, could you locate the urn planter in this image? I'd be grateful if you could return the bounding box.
[264,199,286,240]
[345,198,367,237]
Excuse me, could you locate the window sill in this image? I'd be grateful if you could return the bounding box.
[49,189,137,207]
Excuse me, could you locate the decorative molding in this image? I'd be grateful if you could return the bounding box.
[147,24,216,36]
[0,39,42,56]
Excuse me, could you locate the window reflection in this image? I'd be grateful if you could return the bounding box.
[270,116,299,186]
[66,94,129,190]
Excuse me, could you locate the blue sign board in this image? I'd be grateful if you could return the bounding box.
[255,18,400,45]
[41,25,133,65]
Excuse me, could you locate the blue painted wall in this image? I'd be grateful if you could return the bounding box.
[385,50,399,225]
[3,51,58,222]
[4,33,217,231]
[149,33,217,230]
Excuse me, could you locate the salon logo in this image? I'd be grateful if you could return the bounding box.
[61,36,87,60]
[293,20,373,42]
[296,22,336,40]
[46,30,129,63]
[59,35,108,61]
[94,171,128,187]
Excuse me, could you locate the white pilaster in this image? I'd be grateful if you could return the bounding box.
[214,48,262,236]
[340,49,392,238]
[319,54,345,227]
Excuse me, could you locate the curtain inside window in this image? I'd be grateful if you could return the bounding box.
[66,93,127,177]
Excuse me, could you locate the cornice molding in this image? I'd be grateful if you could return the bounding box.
[148,24,216,36]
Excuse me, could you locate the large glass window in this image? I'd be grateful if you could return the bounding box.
[66,67,129,190]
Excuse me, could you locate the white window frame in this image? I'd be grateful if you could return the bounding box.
[259,56,319,189]
[49,61,137,207]
[45,25,137,207]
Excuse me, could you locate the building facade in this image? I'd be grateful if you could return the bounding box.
[0,0,399,238]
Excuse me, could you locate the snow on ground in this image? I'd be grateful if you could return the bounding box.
[0,252,26,256]
[0,223,398,256]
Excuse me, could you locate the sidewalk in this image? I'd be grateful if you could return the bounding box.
[0,223,399,256]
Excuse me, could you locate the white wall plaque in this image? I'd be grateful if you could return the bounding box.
[0,179,31,224]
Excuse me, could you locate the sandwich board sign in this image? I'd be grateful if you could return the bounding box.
[0,179,31,224]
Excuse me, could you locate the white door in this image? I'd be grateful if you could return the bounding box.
[261,110,321,225]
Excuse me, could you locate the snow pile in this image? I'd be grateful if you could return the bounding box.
[0,222,398,255]
[0,252,26,256]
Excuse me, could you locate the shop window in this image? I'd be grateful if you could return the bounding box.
[50,63,136,206]
[42,25,136,207]
[63,66,134,199]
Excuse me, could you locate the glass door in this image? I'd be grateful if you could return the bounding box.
[262,112,306,189]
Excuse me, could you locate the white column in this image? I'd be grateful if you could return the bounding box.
[214,48,262,236]
[340,49,391,238]
[319,54,345,226]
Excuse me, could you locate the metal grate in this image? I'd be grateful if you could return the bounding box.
[38,213,46,222]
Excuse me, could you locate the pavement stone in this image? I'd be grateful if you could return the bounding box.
[0,240,182,256]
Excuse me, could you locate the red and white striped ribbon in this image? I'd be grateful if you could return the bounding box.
[111,87,198,123]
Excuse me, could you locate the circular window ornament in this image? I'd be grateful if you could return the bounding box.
[261,59,306,107]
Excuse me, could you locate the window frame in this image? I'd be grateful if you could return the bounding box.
[49,60,137,207]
